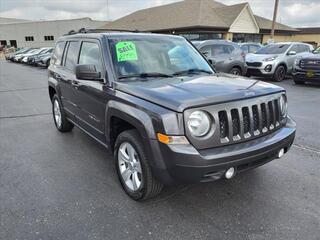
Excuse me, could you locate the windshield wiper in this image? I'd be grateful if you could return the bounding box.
[172,69,213,76]
[118,72,173,80]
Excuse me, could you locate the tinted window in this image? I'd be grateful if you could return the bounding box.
[256,44,290,54]
[200,45,212,57]
[249,45,261,53]
[64,41,79,70]
[52,41,65,66]
[79,42,103,73]
[298,44,310,53]
[241,45,249,54]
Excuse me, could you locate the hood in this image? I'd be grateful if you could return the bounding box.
[246,53,279,62]
[115,73,283,112]
[299,52,320,60]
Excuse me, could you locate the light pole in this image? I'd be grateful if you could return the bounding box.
[271,0,279,40]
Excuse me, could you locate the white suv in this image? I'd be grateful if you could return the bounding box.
[245,42,313,81]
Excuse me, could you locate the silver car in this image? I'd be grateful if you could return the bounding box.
[196,40,246,76]
[245,42,313,81]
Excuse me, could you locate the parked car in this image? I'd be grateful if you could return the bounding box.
[6,48,31,61]
[22,47,50,64]
[245,42,313,81]
[27,47,53,65]
[35,52,53,67]
[196,40,246,75]
[292,46,320,84]
[239,42,262,54]
[48,32,296,201]
[14,48,39,62]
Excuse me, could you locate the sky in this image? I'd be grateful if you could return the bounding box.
[0,0,319,27]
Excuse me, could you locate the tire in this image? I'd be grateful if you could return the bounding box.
[114,129,163,201]
[294,79,305,85]
[230,67,242,76]
[52,94,74,132]
[273,65,286,82]
[46,59,50,68]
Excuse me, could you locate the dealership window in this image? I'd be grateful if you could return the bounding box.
[179,33,223,41]
[44,36,54,41]
[232,33,262,43]
[25,36,34,41]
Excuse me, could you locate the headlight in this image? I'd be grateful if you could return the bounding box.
[294,58,301,66]
[187,110,211,137]
[263,56,277,62]
[279,94,288,117]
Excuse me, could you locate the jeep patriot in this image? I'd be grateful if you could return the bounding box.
[48,32,296,200]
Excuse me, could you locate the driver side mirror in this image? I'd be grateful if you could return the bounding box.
[75,64,102,81]
[287,50,296,56]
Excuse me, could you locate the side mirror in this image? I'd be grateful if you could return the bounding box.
[75,64,101,81]
[287,50,296,56]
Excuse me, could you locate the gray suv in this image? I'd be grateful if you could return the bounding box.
[246,42,313,81]
[196,40,246,76]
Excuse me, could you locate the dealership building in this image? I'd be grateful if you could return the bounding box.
[0,17,108,48]
[102,0,319,47]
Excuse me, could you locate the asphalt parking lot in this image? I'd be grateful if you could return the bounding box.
[0,60,319,240]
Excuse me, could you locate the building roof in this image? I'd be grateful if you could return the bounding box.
[102,0,297,33]
[297,27,320,34]
[0,17,30,24]
[254,15,298,32]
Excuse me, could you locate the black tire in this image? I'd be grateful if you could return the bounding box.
[52,94,74,132]
[273,65,286,82]
[114,129,163,201]
[294,79,305,85]
[46,59,50,68]
[230,67,242,76]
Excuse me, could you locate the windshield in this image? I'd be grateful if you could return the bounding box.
[109,36,214,80]
[256,44,290,54]
[314,47,320,54]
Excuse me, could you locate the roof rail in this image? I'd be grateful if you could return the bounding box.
[64,28,150,36]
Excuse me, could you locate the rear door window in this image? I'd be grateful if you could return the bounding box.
[51,41,66,66]
[64,41,79,71]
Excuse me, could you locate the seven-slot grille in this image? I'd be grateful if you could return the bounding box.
[218,98,281,144]
[299,59,320,70]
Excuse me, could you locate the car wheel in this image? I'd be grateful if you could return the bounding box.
[46,59,50,68]
[273,65,286,82]
[52,94,74,132]
[114,129,163,201]
[294,79,305,85]
[230,67,242,76]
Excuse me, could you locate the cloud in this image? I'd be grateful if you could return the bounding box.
[0,0,319,27]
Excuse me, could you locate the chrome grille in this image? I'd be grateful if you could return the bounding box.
[217,96,282,144]
[299,59,320,70]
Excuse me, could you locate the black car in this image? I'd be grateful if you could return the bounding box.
[48,32,296,201]
[292,46,320,84]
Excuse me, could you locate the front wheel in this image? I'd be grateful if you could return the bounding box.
[230,67,242,76]
[114,129,163,201]
[273,65,286,82]
[52,94,74,132]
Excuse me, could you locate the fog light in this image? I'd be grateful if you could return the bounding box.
[225,167,236,179]
[278,148,285,158]
[265,64,272,72]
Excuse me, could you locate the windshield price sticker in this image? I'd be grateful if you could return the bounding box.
[116,41,138,62]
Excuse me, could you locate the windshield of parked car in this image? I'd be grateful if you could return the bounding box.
[109,36,214,80]
[256,44,290,54]
[313,47,320,54]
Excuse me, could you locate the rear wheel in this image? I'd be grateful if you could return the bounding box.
[273,65,286,82]
[230,67,242,76]
[114,129,163,201]
[52,94,74,132]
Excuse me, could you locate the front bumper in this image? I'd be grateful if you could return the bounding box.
[292,68,320,82]
[150,116,296,185]
[246,61,276,76]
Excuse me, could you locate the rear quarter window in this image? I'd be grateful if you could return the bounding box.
[51,41,66,66]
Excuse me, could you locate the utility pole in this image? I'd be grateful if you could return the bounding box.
[271,0,279,39]
[106,0,110,21]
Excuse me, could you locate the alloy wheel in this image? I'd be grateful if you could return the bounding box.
[53,99,62,128]
[118,142,142,191]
